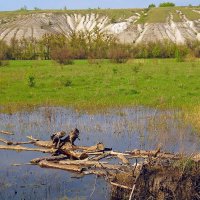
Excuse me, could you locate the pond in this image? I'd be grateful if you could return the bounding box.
[0,107,200,200]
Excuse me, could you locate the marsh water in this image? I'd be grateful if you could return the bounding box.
[0,107,200,200]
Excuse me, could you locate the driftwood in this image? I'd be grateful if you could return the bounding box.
[27,136,105,153]
[117,154,130,165]
[59,160,108,166]
[91,152,111,161]
[0,144,55,153]
[83,169,109,176]
[60,150,88,160]
[31,155,69,164]
[39,160,84,172]
[0,130,14,135]
[110,182,132,190]
[2,133,200,199]
[0,137,34,145]
[126,149,181,160]
[59,160,125,171]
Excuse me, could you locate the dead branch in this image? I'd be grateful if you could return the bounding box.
[39,160,83,172]
[59,160,122,170]
[59,160,107,166]
[60,150,88,160]
[0,137,34,145]
[31,155,69,164]
[117,154,130,165]
[110,182,132,190]
[0,144,55,153]
[91,152,111,161]
[0,130,14,135]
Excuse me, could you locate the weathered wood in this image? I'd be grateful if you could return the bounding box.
[110,181,132,190]
[0,130,14,135]
[127,149,180,160]
[0,138,34,145]
[39,160,83,172]
[83,143,105,152]
[31,155,69,164]
[83,169,109,176]
[59,160,121,170]
[59,160,107,166]
[117,154,130,165]
[91,152,111,161]
[26,136,105,152]
[0,138,13,145]
[61,150,88,160]
[0,144,55,153]
[192,154,200,162]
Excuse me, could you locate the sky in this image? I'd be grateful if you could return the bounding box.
[0,0,199,11]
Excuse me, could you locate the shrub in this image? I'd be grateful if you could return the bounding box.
[109,47,129,63]
[28,75,36,87]
[148,4,156,8]
[159,2,175,7]
[0,60,9,67]
[175,46,188,62]
[61,79,72,87]
[51,47,74,65]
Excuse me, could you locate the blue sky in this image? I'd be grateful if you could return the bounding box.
[0,0,199,11]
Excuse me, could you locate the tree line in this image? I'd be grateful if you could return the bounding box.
[0,30,199,64]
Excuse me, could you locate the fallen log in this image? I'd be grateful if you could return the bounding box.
[0,144,54,153]
[31,155,69,164]
[83,169,114,177]
[39,160,83,172]
[59,160,122,170]
[126,149,181,160]
[0,138,34,145]
[0,130,14,135]
[117,154,130,165]
[91,152,111,161]
[0,144,88,159]
[110,181,132,190]
[0,138,13,145]
[27,136,105,152]
[59,160,108,166]
[82,143,105,152]
[61,150,88,160]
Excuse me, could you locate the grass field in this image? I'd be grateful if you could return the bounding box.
[0,59,200,113]
[0,6,199,23]
[138,7,200,23]
[0,8,144,22]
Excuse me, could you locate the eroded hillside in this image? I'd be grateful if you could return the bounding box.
[0,7,199,44]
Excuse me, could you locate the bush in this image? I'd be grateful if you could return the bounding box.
[109,47,129,63]
[28,75,36,87]
[159,2,175,7]
[175,46,188,62]
[148,4,156,8]
[0,60,9,67]
[62,79,72,87]
[51,47,74,65]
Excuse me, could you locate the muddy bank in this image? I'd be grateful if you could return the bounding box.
[111,160,200,200]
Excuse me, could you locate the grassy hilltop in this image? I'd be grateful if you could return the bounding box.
[0,6,199,23]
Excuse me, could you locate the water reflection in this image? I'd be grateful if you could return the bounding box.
[0,107,200,200]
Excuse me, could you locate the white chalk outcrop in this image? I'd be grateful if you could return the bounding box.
[0,11,199,44]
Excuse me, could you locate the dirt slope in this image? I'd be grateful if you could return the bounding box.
[0,8,199,44]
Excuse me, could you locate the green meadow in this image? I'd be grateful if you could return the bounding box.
[0,59,200,112]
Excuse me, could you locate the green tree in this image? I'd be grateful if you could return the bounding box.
[159,2,175,7]
[148,4,156,8]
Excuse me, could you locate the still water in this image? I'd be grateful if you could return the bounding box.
[0,107,199,200]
